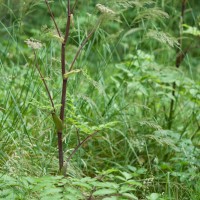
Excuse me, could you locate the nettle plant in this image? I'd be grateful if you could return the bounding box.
[24,1,120,174]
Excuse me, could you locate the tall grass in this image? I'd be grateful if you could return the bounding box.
[0,0,200,199]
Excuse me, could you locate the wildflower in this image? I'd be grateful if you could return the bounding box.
[96,4,115,15]
[25,38,42,50]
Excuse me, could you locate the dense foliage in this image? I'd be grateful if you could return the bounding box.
[0,0,200,199]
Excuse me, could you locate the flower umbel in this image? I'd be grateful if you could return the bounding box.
[96,4,116,15]
[25,38,42,50]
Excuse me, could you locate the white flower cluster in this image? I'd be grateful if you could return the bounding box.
[25,38,42,50]
[96,4,115,15]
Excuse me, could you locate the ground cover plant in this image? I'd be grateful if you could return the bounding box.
[0,0,200,199]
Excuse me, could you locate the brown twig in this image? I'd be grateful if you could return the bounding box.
[168,0,187,129]
[45,0,71,171]
[44,0,61,37]
[69,20,101,72]
[71,0,78,15]
[60,0,71,120]
[181,0,187,19]
[76,128,81,145]
[62,130,99,176]
[56,0,71,171]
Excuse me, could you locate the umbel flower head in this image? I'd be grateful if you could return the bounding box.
[25,38,42,50]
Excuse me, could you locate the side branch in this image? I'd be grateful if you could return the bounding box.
[62,130,99,175]
[69,21,101,72]
[168,0,187,129]
[44,0,61,37]
[33,51,55,112]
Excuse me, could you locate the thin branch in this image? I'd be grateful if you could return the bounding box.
[176,46,190,67]
[63,130,99,176]
[57,130,63,171]
[71,0,78,14]
[69,21,101,72]
[45,0,61,37]
[168,1,187,129]
[181,0,187,19]
[63,0,71,44]
[60,0,71,118]
[76,128,81,145]
[33,51,55,112]
[69,29,95,72]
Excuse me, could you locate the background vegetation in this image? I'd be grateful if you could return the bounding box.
[0,0,200,199]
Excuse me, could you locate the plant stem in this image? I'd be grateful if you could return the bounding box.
[44,0,71,171]
[33,51,55,112]
[69,20,101,72]
[168,0,187,129]
[45,0,98,171]
[44,0,61,37]
[62,130,99,176]
[71,0,78,14]
[57,0,71,171]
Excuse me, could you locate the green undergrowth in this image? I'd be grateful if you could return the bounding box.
[1,0,200,199]
[1,167,198,200]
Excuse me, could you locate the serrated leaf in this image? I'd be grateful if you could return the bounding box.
[72,181,92,189]
[120,172,133,180]
[41,188,63,196]
[64,187,84,199]
[126,180,143,187]
[93,189,117,196]
[90,181,119,189]
[119,185,136,193]
[122,193,138,200]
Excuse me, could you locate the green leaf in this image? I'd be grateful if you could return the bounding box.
[102,197,118,200]
[119,185,136,193]
[183,24,200,36]
[72,181,92,190]
[191,133,200,148]
[123,193,138,200]
[91,181,119,189]
[52,112,63,132]
[40,188,63,196]
[41,194,63,200]
[120,171,133,180]
[146,193,161,200]
[93,189,117,196]
[0,107,5,112]
[126,180,143,187]
[64,187,84,199]
[63,69,81,79]
[122,193,138,200]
